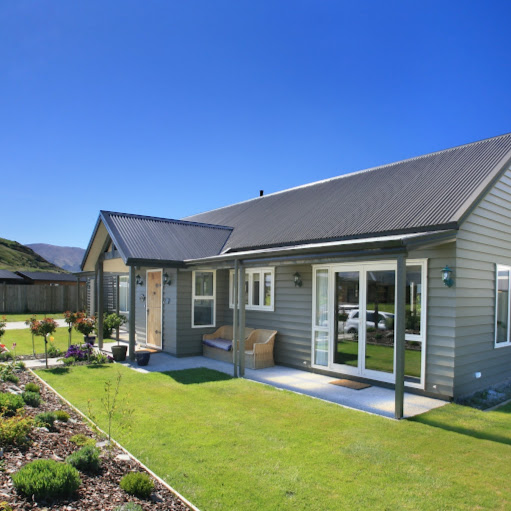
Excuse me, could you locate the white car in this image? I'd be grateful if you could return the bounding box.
[343,310,394,333]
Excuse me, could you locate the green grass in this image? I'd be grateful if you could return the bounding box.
[2,327,71,355]
[1,313,65,322]
[37,364,511,511]
[336,340,421,378]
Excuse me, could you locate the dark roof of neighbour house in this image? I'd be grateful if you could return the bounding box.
[0,270,24,281]
[185,133,511,253]
[15,271,77,282]
[98,211,233,265]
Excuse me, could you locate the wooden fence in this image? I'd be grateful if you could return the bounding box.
[0,283,87,314]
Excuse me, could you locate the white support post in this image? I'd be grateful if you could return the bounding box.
[238,263,246,377]
[233,260,239,378]
[129,265,136,361]
[395,253,407,419]
[97,260,104,350]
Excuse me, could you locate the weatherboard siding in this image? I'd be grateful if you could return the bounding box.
[454,167,511,396]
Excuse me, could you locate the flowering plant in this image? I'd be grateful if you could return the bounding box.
[0,315,6,339]
[64,343,92,361]
[64,311,83,328]
[33,318,58,338]
[74,316,96,336]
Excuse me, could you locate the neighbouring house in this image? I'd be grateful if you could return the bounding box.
[15,271,83,286]
[0,270,27,284]
[81,133,511,407]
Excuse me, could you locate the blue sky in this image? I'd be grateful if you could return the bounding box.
[2,1,511,249]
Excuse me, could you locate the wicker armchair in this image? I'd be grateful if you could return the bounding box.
[244,329,277,370]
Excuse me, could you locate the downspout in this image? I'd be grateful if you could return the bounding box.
[233,259,239,378]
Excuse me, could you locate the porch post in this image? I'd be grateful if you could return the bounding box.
[115,275,120,342]
[128,265,136,361]
[97,259,104,350]
[395,253,407,419]
[238,263,246,377]
[76,276,81,311]
[233,260,239,378]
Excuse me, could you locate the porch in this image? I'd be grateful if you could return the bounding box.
[102,341,446,419]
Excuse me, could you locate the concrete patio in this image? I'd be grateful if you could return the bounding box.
[103,340,447,420]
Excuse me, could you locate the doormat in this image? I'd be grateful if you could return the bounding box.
[329,379,371,390]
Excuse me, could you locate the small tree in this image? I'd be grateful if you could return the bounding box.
[64,311,83,347]
[33,318,58,368]
[25,315,38,356]
[74,316,96,339]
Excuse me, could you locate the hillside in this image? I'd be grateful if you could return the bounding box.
[27,243,85,272]
[0,238,67,273]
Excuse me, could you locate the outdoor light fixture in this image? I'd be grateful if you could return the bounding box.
[136,274,143,286]
[163,272,172,286]
[139,294,146,302]
[294,272,303,287]
[441,265,454,287]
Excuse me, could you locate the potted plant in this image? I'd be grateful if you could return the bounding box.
[106,313,128,361]
[74,316,97,345]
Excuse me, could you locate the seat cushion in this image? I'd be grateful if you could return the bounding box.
[202,338,233,351]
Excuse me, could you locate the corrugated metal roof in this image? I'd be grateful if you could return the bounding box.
[101,212,233,264]
[0,270,24,281]
[185,133,511,252]
[16,271,76,282]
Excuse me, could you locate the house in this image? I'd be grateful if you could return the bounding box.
[0,270,27,284]
[15,271,83,286]
[82,133,511,415]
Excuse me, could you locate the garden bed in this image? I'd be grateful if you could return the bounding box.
[0,369,192,510]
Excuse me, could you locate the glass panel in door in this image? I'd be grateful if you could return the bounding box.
[334,271,360,368]
[365,270,395,374]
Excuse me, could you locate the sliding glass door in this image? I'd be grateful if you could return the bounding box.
[312,260,426,388]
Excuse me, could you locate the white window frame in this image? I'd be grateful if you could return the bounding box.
[229,267,275,311]
[311,259,427,389]
[495,264,511,348]
[192,270,216,328]
[119,275,129,313]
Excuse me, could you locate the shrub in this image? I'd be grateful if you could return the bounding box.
[12,459,81,500]
[47,344,63,358]
[0,393,25,416]
[0,415,33,447]
[119,472,154,499]
[62,356,75,366]
[0,352,14,362]
[22,391,41,408]
[66,445,101,473]
[24,382,40,394]
[14,361,26,371]
[103,313,127,339]
[34,411,56,430]
[64,344,92,361]
[114,504,143,511]
[55,410,70,422]
[70,433,95,447]
[91,352,112,365]
[4,373,19,384]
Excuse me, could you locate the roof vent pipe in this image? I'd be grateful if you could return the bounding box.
[259,190,264,197]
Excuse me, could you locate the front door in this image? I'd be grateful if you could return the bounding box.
[146,270,162,349]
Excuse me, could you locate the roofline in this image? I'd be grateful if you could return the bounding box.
[184,132,511,220]
[80,215,103,271]
[185,229,457,266]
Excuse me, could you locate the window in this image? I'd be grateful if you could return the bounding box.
[495,265,511,347]
[192,271,216,328]
[119,276,129,313]
[229,268,274,311]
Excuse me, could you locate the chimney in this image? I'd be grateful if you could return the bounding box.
[259,190,264,197]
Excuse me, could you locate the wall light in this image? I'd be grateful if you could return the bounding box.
[163,272,172,286]
[441,265,454,287]
[294,272,303,287]
[136,274,144,286]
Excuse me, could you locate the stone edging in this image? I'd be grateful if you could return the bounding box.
[29,368,201,511]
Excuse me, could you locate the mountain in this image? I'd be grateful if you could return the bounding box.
[27,243,85,272]
[0,238,67,273]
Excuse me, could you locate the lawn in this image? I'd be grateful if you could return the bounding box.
[2,327,72,356]
[2,312,65,322]
[37,364,511,511]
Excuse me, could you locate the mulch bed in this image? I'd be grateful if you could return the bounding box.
[0,370,192,510]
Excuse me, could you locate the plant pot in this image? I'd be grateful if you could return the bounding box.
[135,351,151,366]
[84,335,96,346]
[111,345,128,362]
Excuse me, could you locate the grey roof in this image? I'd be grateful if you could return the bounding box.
[0,270,24,281]
[185,133,511,252]
[99,211,233,265]
[16,271,76,282]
